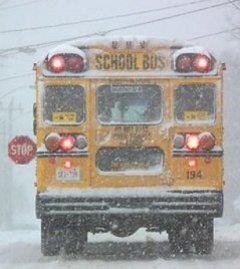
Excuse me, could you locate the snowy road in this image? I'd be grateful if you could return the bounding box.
[1,224,240,269]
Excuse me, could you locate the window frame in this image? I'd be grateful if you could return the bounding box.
[174,83,216,125]
[41,84,86,126]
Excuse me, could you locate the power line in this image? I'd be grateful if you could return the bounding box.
[228,0,240,10]
[0,0,43,10]
[0,85,31,100]
[0,0,218,34]
[0,0,237,55]
[188,26,240,40]
[0,73,32,82]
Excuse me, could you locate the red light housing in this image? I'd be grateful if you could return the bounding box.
[176,55,192,72]
[186,134,200,150]
[47,54,85,73]
[45,133,61,152]
[199,132,215,150]
[193,54,211,73]
[59,135,75,152]
[175,53,212,73]
[48,55,65,73]
[67,55,84,72]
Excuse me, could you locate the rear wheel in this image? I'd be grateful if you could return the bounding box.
[41,217,62,256]
[168,221,193,254]
[194,218,213,255]
[63,224,87,256]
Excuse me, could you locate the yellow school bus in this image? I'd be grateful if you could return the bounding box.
[34,36,224,256]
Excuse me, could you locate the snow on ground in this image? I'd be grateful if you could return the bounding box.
[1,223,240,269]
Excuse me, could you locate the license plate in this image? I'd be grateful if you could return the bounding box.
[56,167,80,181]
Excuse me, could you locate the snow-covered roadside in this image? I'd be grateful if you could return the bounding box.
[1,224,240,269]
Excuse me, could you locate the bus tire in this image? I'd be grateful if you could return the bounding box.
[63,226,87,256]
[168,222,192,254]
[41,217,61,256]
[194,217,213,255]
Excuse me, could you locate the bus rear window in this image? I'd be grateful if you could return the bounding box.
[43,85,85,125]
[97,85,162,125]
[174,84,215,123]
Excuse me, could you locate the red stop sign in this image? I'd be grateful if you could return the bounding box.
[8,136,36,164]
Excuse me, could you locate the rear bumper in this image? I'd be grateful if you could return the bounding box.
[36,188,223,219]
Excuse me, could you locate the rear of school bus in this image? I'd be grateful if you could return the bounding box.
[34,36,224,256]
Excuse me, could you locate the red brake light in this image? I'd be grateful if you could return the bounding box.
[193,54,211,73]
[63,160,72,169]
[59,135,75,152]
[199,132,215,150]
[45,133,60,152]
[186,134,200,150]
[176,55,192,72]
[67,55,84,72]
[48,55,65,73]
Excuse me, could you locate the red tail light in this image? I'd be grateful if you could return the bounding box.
[59,135,75,152]
[199,132,215,150]
[186,134,200,150]
[45,133,60,152]
[48,55,65,73]
[193,54,211,73]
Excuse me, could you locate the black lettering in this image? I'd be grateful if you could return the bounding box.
[118,54,125,70]
[143,54,150,70]
[95,55,103,70]
[150,55,157,69]
[111,55,118,70]
[133,55,139,70]
[157,55,166,70]
[103,54,110,69]
[126,54,133,70]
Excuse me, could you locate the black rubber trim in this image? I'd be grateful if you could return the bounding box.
[36,151,89,157]
[36,190,223,219]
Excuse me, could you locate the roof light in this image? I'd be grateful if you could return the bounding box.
[48,55,65,73]
[67,55,84,72]
[176,54,192,72]
[193,54,211,73]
